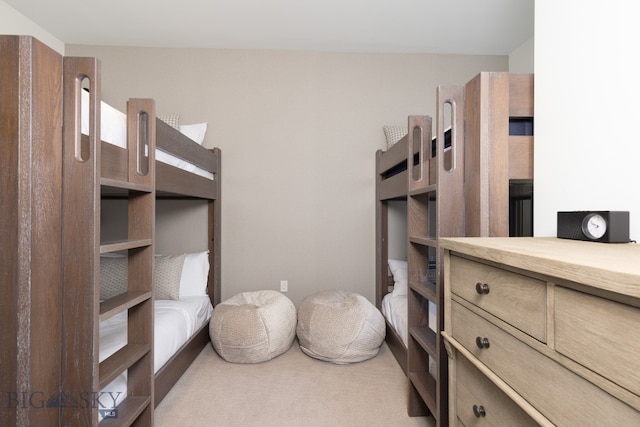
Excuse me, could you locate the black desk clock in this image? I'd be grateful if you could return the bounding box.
[557,211,630,243]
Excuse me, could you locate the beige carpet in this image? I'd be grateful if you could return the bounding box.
[155,340,435,427]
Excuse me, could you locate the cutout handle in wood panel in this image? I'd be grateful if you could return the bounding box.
[435,85,466,239]
[137,111,149,176]
[436,85,464,175]
[76,77,91,162]
[63,57,101,164]
[126,98,156,186]
[408,115,432,191]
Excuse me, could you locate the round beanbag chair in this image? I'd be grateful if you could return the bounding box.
[210,290,297,363]
[296,290,385,364]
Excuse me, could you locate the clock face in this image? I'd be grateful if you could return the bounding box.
[582,213,607,239]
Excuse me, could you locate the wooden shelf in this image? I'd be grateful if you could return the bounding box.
[99,343,151,389]
[100,291,152,322]
[410,326,437,358]
[100,239,152,254]
[409,371,437,415]
[99,396,151,427]
[408,236,437,247]
[101,177,153,193]
[409,184,437,196]
[410,280,437,302]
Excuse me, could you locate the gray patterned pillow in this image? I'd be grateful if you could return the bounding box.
[100,256,128,300]
[154,254,185,300]
[159,114,182,130]
[100,254,185,301]
[383,125,407,149]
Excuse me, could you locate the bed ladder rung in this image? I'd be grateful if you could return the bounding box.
[408,371,437,416]
[408,184,437,196]
[410,326,437,358]
[99,343,152,390]
[101,177,154,193]
[98,395,151,427]
[409,281,437,302]
[100,239,153,254]
[100,291,152,322]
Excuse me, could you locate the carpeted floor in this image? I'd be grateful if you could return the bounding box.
[155,340,435,427]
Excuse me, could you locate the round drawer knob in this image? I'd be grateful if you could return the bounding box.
[475,282,490,295]
[475,336,490,349]
[473,404,486,418]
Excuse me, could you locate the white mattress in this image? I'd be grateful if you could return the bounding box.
[80,90,213,180]
[381,293,409,347]
[381,293,437,377]
[99,295,213,414]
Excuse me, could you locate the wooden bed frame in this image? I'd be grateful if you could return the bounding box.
[375,114,447,377]
[375,136,411,375]
[1,35,220,426]
[152,121,221,407]
[375,72,534,426]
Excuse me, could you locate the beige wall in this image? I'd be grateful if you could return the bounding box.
[387,201,408,261]
[66,44,507,305]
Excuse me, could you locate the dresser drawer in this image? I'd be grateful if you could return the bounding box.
[555,286,640,397]
[455,353,538,427]
[450,255,546,341]
[451,301,640,426]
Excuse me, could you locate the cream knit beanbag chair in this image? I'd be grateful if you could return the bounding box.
[296,290,386,364]
[210,290,297,363]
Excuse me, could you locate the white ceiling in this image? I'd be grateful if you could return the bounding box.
[6,0,534,55]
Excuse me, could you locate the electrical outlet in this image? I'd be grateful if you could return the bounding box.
[280,280,288,293]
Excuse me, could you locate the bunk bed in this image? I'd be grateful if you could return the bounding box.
[1,35,221,427]
[375,117,451,375]
[66,57,221,426]
[375,72,534,427]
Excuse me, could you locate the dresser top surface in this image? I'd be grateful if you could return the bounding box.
[440,237,640,298]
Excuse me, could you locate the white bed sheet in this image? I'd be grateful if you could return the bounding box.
[80,90,213,180]
[99,296,213,413]
[381,293,409,347]
[381,292,437,377]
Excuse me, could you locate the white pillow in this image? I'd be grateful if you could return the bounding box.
[388,259,408,296]
[392,278,408,296]
[179,251,210,297]
[180,122,208,145]
[388,259,408,280]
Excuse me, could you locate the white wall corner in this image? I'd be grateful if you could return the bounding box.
[509,36,534,73]
[0,0,64,54]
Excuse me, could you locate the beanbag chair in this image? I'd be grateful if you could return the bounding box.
[210,290,296,363]
[296,290,385,364]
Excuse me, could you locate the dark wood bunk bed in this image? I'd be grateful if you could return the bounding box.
[1,35,220,427]
[375,72,534,427]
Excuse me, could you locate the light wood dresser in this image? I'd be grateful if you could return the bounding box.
[440,237,640,426]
